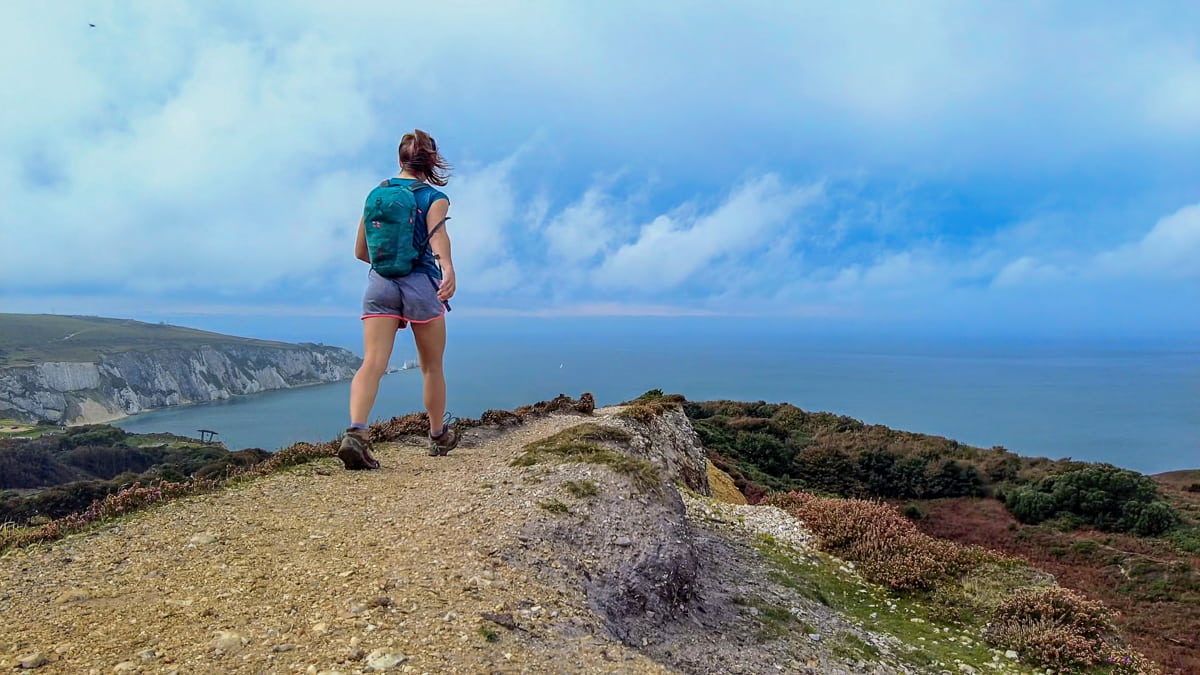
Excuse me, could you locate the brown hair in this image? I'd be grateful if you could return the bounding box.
[398,129,451,186]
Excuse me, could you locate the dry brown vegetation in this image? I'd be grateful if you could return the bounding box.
[913,497,1199,673]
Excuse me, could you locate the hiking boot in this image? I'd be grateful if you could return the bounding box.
[428,414,460,456]
[338,427,381,470]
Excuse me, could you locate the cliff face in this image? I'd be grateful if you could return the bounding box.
[0,344,360,424]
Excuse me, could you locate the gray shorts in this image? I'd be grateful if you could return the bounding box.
[361,269,448,326]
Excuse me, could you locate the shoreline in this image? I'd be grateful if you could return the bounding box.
[78,375,358,427]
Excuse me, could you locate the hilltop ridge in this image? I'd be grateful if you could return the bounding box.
[0,396,1154,674]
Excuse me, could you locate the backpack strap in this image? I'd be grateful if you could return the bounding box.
[427,216,450,238]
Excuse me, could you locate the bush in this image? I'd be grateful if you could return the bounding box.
[984,586,1154,673]
[1004,465,1176,535]
[1128,501,1177,537]
[768,491,1000,591]
[1005,487,1055,524]
[902,503,924,520]
[58,425,128,450]
[1167,527,1200,554]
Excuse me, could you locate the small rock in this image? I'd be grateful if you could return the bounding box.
[53,589,90,604]
[364,649,407,671]
[481,612,519,630]
[188,532,218,545]
[137,649,157,662]
[613,536,633,547]
[310,622,329,634]
[273,644,297,653]
[349,603,368,614]
[958,665,976,675]
[1005,650,1019,660]
[17,653,49,669]
[213,630,246,653]
[343,647,366,661]
[808,634,821,642]
[443,611,458,622]
[112,662,137,673]
[367,596,392,608]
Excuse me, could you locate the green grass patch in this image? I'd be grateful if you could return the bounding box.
[736,596,814,641]
[562,479,600,498]
[511,424,659,490]
[478,626,501,643]
[831,632,881,661]
[752,535,1001,671]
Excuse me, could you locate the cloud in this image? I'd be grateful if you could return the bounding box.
[992,257,1065,288]
[1093,203,1200,280]
[543,188,619,263]
[592,176,822,289]
[441,156,525,293]
[1,24,378,294]
[1,2,1198,336]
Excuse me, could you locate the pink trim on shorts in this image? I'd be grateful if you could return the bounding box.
[360,308,446,324]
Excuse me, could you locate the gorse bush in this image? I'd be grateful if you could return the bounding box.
[767,491,1001,591]
[1005,465,1177,535]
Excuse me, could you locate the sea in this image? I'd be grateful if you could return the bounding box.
[114,317,1200,475]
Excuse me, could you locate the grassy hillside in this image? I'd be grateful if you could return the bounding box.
[0,424,270,523]
[678,394,1199,672]
[0,314,300,366]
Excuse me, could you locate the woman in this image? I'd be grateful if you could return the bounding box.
[338,129,458,469]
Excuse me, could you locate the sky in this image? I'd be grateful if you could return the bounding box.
[1,1,1198,340]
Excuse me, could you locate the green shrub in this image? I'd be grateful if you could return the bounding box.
[1004,466,1175,535]
[1128,501,1177,536]
[1006,486,1058,524]
[1167,527,1200,554]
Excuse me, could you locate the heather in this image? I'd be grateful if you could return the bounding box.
[767,490,1157,673]
[767,491,1001,592]
[985,587,1155,673]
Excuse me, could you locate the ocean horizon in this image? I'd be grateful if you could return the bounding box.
[109,317,1200,476]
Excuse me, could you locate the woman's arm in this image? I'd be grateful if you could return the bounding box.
[426,199,455,301]
[355,216,370,263]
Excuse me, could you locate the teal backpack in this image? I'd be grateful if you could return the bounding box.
[362,179,445,277]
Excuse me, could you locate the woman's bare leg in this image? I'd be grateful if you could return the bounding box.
[411,316,447,435]
[349,317,400,425]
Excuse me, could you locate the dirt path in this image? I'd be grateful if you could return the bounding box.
[0,411,666,674]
